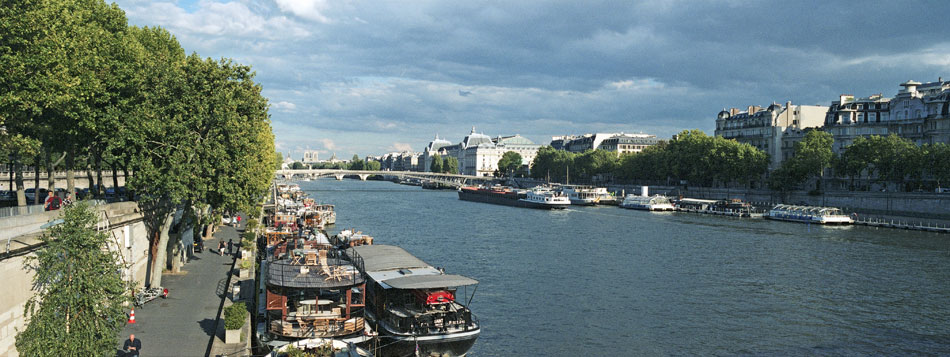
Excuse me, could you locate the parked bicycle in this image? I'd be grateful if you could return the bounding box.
[134,287,168,307]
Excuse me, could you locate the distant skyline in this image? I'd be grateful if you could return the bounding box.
[114,0,950,158]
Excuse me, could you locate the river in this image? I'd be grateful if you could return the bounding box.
[299,179,950,356]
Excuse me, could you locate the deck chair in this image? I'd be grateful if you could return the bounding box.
[305,252,318,265]
[318,249,328,266]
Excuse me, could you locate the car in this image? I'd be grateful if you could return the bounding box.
[24,188,48,202]
[937,188,950,193]
[0,190,13,201]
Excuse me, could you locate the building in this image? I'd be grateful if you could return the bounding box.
[715,101,828,169]
[419,127,541,177]
[302,150,319,164]
[824,79,950,153]
[549,132,661,154]
[595,134,663,155]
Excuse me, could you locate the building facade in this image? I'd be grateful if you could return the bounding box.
[715,101,828,169]
[420,127,541,177]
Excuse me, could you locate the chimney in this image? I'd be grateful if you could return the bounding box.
[786,101,792,110]
[730,108,739,116]
[747,105,754,114]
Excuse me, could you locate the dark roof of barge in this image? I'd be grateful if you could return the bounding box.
[265,259,364,288]
[383,274,478,289]
[349,245,431,273]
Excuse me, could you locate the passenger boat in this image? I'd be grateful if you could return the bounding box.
[458,186,567,210]
[765,204,854,224]
[347,245,480,357]
[518,187,570,209]
[558,185,611,206]
[620,194,675,211]
[675,198,757,218]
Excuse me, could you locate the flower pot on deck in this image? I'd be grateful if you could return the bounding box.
[225,328,241,344]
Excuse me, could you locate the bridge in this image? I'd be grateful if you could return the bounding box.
[274,169,495,188]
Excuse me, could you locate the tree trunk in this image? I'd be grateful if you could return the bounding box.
[85,165,94,198]
[112,165,119,197]
[15,158,26,207]
[66,152,75,197]
[33,157,41,205]
[122,166,133,201]
[7,162,12,192]
[148,211,175,288]
[94,153,103,198]
[46,151,55,193]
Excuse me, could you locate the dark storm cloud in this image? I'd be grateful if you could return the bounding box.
[115,0,950,157]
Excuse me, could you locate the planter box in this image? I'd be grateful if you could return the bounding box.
[232,284,242,300]
[238,268,249,279]
[225,328,241,344]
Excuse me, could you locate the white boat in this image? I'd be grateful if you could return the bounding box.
[620,194,675,211]
[559,185,611,206]
[766,204,854,224]
[518,187,571,209]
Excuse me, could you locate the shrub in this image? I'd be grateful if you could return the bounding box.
[224,302,247,330]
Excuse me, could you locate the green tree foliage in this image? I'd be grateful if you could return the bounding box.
[496,151,523,177]
[924,143,950,189]
[292,162,306,170]
[442,156,459,174]
[529,146,575,182]
[348,154,364,170]
[430,154,443,173]
[15,203,130,356]
[783,130,834,190]
[364,160,381,171]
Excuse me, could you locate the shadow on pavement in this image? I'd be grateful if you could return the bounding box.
[216,278,229,297]
[198,318,218,337]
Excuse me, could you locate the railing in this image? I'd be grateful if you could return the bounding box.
[0,199,107,218]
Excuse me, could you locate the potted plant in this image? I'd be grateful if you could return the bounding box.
[224,302,246,344]
[239,258,252,278]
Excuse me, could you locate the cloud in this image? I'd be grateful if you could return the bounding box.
[390,142,413,152]
[272,101,297,111]
[273,0,331,23]
[114,0,950,158]
[320,138,337,151]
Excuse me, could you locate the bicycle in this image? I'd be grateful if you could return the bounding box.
[134,287,168,307]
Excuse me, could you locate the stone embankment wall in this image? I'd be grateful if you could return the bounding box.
[0,202,150,356]
[608,184,950,220]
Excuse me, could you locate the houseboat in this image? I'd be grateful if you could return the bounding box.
[620,194,675,211]
[765,204,854,224]
[258,239,370,347]
[558,185,612,206]
[347,245,480,357]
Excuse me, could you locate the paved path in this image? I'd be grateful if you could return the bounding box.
[117,224,240,357]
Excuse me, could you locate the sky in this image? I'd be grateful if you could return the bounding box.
[113,0,950,159]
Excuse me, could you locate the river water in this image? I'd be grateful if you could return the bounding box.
[299,179,950,356]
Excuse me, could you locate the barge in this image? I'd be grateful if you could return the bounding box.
[458,186,568,209]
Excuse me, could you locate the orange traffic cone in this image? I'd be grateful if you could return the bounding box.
[128,309,136,324]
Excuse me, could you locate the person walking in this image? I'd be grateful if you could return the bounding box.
[43,191,62,211]
[218,241,224,256]
[63,193,73,206]
[123,334,142,357]
[227,239,233,256]
[236,214,241,226]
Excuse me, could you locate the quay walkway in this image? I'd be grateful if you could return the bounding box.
[116,223,240,357]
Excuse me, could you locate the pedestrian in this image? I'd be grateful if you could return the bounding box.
[236,214,241,226]
[123,333,142,357]
[63,193,73,206]
[227,239,233,256]
[218,241,224,256]
[43,191,62,211]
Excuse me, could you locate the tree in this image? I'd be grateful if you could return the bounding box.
[496,151,523,177]
[291,161,306,170]
[348,154,364,170]
[834,136,872,190]
[788,130,834,191]
[364,160,381,171]
[924,143,950,189]
[442,156,458,174]
[430,154,443,173]
[16,202,130,356]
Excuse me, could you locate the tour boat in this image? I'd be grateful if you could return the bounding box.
[517,187,570,209]
[347,245,480,357]
[620,194,675,211]
[765,204,854,224]
[675,198,757,218]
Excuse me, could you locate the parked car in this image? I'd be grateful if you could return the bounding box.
[24,188,48,202]
[937,188,950,193]
[0,190,14,201]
